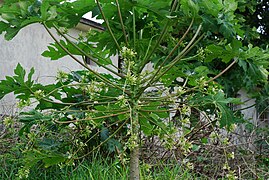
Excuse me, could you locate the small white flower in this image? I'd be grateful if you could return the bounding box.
[67,114,74,119]
[34,89,45,99]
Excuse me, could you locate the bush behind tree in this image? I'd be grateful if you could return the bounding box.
[0,0,268,179]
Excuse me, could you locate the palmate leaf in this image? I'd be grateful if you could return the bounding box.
[196,0,240,39]
[139,115,155,136]
[42,40,113,65]
[24,149,67,169]
[100,127,122,153]
[19,110,53,135]
[219,19,235,39]
[237,45,269,88]
[139,112,157,136]
[94,0,170,19]
[201,14,218,33]
[139,101,170,136]
[0,64,35,100]
[42,153,66,168]
[42,40,83,60]
[55,0,96,28]
[0,1,42,40]
[0,0,96,40]
[198,0,223,17]
[192,92,241,127]
[223,0,238,13]
[180,0,199,17]
[0,64,66,110]
[149,113,168,131]
[37,138,61,151]
[205,39,242,63]
[90,0,172,56]
[0,21,9,34]
[135,0,171,16]
[92,27,123,56]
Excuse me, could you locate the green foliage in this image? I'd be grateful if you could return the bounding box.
[0,0,268,179]
[191,92,242,127]
[0,152,201,180]
[0,0,96,40]
[0,63,34,100]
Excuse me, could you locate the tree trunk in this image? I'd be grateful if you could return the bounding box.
[129,104,140,180]
[130,145,140,180]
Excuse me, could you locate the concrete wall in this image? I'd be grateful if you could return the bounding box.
[0,23,118,114]
[0,23,85,84]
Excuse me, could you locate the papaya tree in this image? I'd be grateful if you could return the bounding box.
[0,0,268,179]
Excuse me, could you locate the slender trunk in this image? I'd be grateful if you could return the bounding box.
[130,104,140,180]
[130,145,140,180]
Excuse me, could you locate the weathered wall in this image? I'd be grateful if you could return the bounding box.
[0,23,85,83]
[0,23,118,114]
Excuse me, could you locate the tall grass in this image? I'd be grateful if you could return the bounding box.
[0,152,200,180]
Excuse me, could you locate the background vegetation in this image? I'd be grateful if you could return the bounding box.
[0,0,268,179]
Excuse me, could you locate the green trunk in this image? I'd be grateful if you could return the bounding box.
[129,103,140,180]
[130,145,140,180]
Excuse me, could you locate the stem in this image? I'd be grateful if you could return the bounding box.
[139,0,178,72]
[142,35,158,63]
[139,108,177,113]
[184,58,238,94]
[132,6,136,51]
[115,0,128,46]
[235,103,256,111]
[204,59,237,84]
[137,24,203,97]
[155,24,203,80]
[96,0,121,51]
[130,146,139,180]
[53,24,125,78]
[54,110,130,124]
[71,119,124,161]
[141,19,194,88]
[195,58,237,94]
[159,18,194,70]
[43,23,130,95]
[66,33,122,72]
[57,108,128,113]
[76,119,128,159]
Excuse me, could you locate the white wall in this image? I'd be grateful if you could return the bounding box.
[0,23,85,84]
[0,23,118,114]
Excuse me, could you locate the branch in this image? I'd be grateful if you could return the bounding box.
[132,6,136,51]
[137,24,203,97]
[138,0,178,72]
[162,18,194,66]
[53,24,125,78]
[43,23,130,95]
[142,19,194,88]
[54,110,130,124]
[65,33,123,73]
[96,0,121,51]
[76,119,128,159]
[204,59,237,84]
[56,108,129,114]
[185,58,237,96]
[139,108,178,113]
[115,0,128,46]
[156,24,203,79]
[72,118,126,160]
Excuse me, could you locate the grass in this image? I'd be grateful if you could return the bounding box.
[0,152,200,180]
[0,120,200,180]
[1,119,267,179]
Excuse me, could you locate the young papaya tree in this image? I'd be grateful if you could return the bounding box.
[0,0,268,179]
